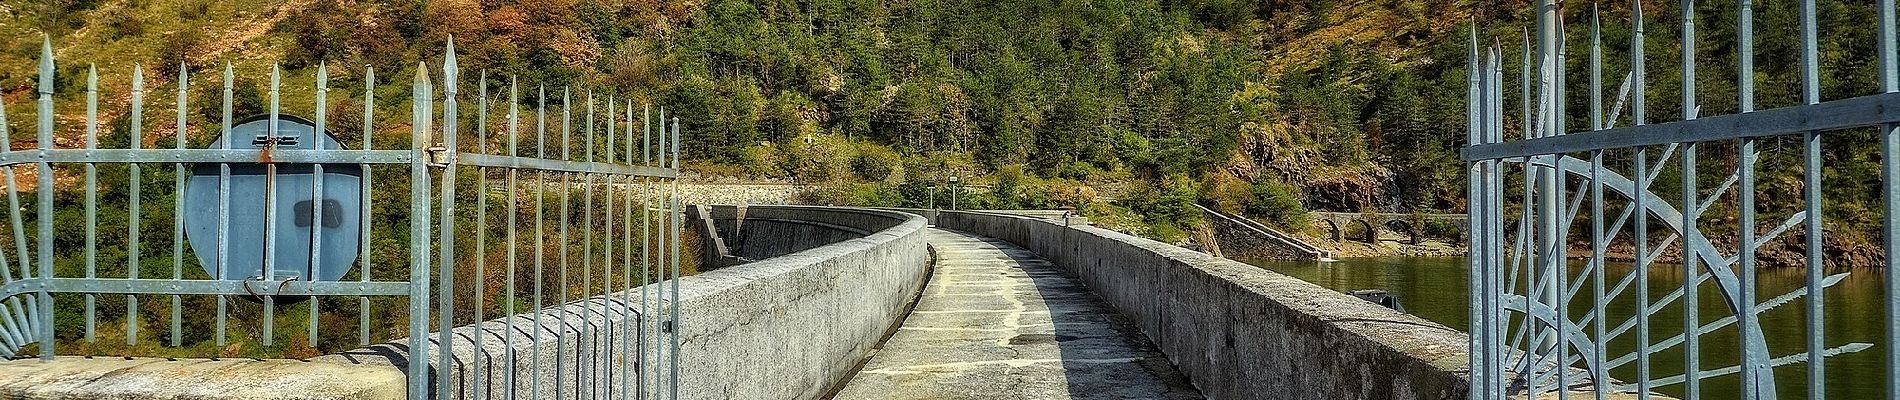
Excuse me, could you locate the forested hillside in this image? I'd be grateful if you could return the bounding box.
[0,0,1481,240]
[9,0,1888,250]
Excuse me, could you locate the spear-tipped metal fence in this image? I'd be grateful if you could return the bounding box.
[0,38,686,399]
[1464,0,1897,398]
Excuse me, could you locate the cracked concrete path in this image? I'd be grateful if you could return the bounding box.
[831,228,1202,400]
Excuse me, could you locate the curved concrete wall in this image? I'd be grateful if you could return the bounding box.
[0,206,929,400]
[698,205,886,260]
[669,206,929,399]
[930,210,1469,400]
[335,205,931,399]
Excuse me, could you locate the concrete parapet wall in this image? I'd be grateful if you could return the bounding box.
[668,206,928,399]
[930,210,1469,400]
[701,205,884,260]
[0,206,930,400]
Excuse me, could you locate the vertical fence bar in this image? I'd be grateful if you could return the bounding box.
[1466,24,1483,400]
[1680,0,1701,394]
[310,64,328,347]
[581,90,596,400]
[1736,0,1763,395]
[1486,47,1507,398]
[1798,0,1824,393]
[558,86,572,400]
[1532,0,1561,393]
[620,98,636,400]
[407,63,435,400]
[669,116,682,400]
[1630,1,1652,395]
[127,65,145,347]
[263,64,281,347]
[1881,0,1900,393]
[533,84,547,398]
[505,76,520,400]
[658,106,670,400]
[35,37,54,360]
[602,96,616,400]
[172,63,187,348]
[83,65,98,344]
[436,43,460,399]
[359,67,376,347]
[215,62,232,349]
[473,69,488,400]
[1587,10,1609,399]
[640,104,652,400]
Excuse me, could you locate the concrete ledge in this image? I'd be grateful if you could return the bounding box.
[0,357,405,400]
[930,210,1470,400]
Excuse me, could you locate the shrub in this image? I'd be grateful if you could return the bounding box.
[101,4,144,40]
[776,134,849,182]
[1120,176,1202,234]
[851,143,901,182]
[1198,172,1252,214]
[1055,161,1096,181]
[278,0,356,68]
[155,30,205,76]
[1421,218,1464,241]
[1247,180,1308,230]
[738,143,784,178]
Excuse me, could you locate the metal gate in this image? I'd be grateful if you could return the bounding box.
[1464,0,1900,398]
[0,38,686,399]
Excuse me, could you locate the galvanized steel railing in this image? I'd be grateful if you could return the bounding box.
[0,37,686,399]
[1463,0,1899,398]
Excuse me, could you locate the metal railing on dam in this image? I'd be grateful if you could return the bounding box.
[0,204,928,399]
[0,38,692,399]
[1461,0,1893,397]
[921,209,1471,399]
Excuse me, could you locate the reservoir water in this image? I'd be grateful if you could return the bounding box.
[1243,256,1886,400]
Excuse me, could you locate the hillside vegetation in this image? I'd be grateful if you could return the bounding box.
[0,0,1482,242]
[6,0,1892,255]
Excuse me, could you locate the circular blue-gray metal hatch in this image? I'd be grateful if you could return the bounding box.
[183,115,364,282]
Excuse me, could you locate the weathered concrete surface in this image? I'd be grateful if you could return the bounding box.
[0,357,405,399]
[929,210,1471,400]
[832,229,1201,400]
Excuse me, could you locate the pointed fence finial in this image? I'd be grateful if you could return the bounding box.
[38,35,53,95]
[443,37,458,97]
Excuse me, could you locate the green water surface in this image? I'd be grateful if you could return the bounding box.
[1243,256,1887,400]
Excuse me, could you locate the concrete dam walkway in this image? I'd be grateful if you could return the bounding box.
[832,228,1203,399]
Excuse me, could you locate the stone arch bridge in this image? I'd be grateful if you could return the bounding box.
[1309,211,1469,244]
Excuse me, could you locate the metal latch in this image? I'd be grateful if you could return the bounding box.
[425,144,451,166]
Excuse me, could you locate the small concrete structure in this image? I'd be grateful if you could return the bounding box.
[928,210,1471,400]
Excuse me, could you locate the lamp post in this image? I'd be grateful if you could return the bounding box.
[928,182,937,210]
[949,175,960,210]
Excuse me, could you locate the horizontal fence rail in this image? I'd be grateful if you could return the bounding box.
[1464,0,1900,399]
[0,37,689,400]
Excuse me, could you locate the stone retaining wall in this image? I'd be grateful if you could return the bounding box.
[929,210,1469,400]
[1196,205,1331,261]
